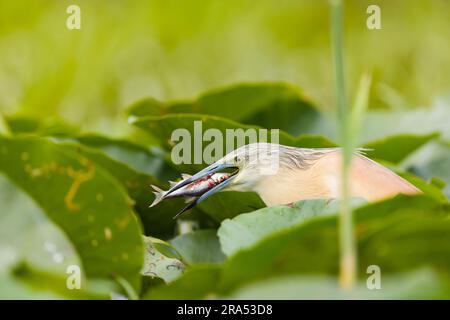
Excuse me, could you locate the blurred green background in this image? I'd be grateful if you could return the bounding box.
[1,0,449,135]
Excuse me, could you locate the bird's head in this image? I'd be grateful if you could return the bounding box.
[166,143,283,215]
[217,142,283,191]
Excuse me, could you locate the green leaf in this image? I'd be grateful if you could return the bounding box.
[127,83,326,136]
[5,116,41,135]
[143,265,221,300]
[142,236,185,283]
[132,113,330,150]
[5,115,79,137]
[293,134,337,148]
[429,177,447,190]
[198,191,266,223]
[0,176,80,274]
[0,175,92,299]
[55,140,191,238]
[218,198,365,256]
[170,229,226,264]
[363,133,439,164]
[225,268,450,299]
[75,134,176,182]
[0,137,144,291]
[150,237,183,260]
[218,195,450,293]
[127,97,165,118]
[358,102,450,143]
[287,100,450,147]
[402,140,450,198]
[397,171,448,203]
[11,262,114,299]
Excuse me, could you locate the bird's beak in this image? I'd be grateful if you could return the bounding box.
[168,163,238,219]
[166,162,237,196]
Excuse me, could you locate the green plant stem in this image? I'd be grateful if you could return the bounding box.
[351,73,372,147]
[330,0,357,289]
[114,275,139,300]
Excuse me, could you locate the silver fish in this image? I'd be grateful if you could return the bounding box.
[150,173,229,208]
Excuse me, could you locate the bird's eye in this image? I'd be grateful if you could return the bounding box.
[234,155,242,164]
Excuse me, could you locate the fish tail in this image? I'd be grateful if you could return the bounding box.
[150,185,167,207]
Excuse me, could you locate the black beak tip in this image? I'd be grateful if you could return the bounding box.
[172,200,198,219]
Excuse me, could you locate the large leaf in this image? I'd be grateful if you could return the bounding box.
[127,83,327,136]
[0,176,80,275]
[397,171,448,203]
[226,268,449,299]
[197,191,266,223]
[362,133,439,164]
[5,116,178,182]
[5,115,79,137]
[402,140,450,198]
[4,118,190,236]
[170,229,226,265]
[218,198,364,257]
[0,137,144,290]
[10,262,114,299]
[218,195,450,293]
[0,175,98,299]
[358,102,450,143]
[75,134,177,182]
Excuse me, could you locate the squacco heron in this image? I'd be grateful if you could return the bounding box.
[161,143,420,217]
